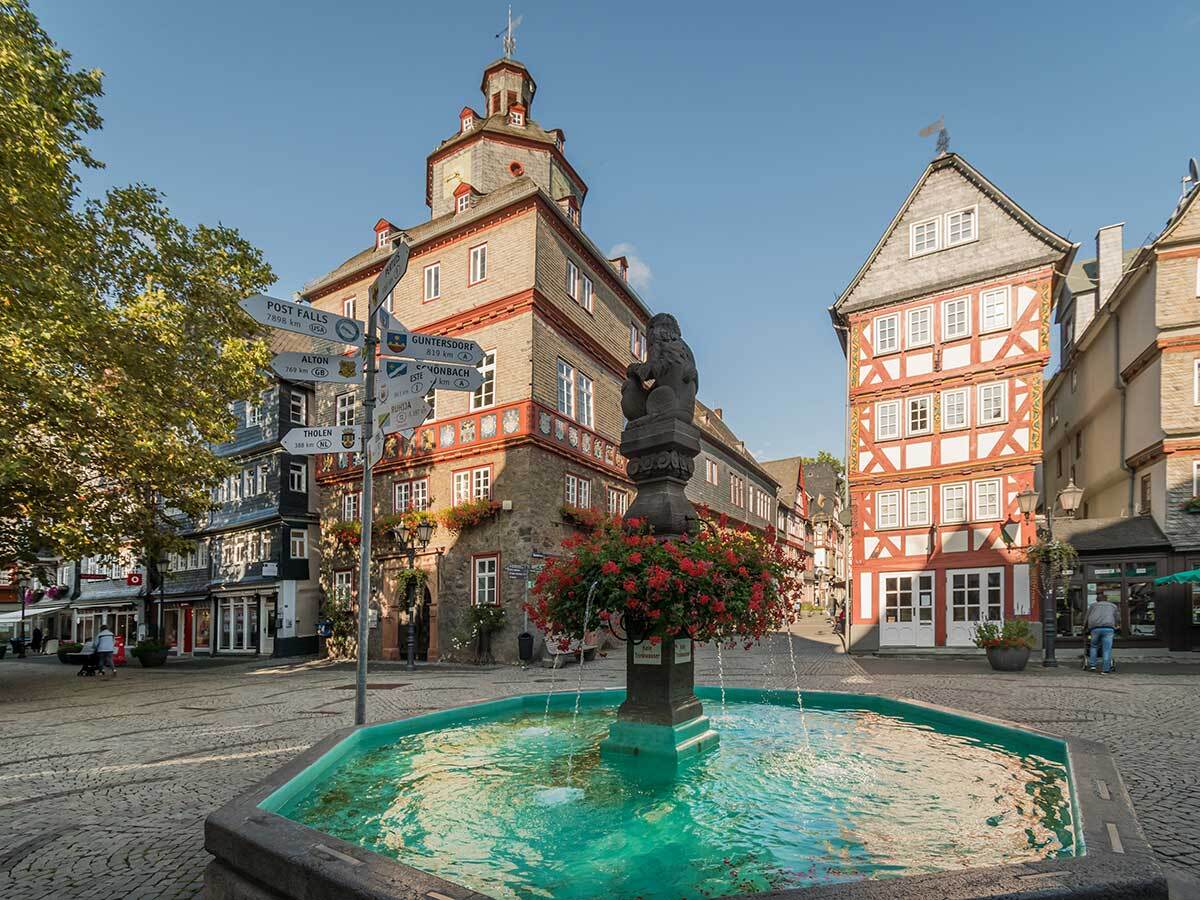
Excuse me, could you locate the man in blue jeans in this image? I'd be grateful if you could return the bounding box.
[1085,597,1120,673]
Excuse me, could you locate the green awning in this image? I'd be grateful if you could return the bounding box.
[1153,569,1200,585]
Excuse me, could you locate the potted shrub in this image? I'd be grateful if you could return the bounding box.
[57,641,83,664]
[973,620,1036,671]
[131,638,170,668]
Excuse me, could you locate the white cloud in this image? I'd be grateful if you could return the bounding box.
[608,242,653,291]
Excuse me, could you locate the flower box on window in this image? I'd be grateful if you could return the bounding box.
[439,498,500,534]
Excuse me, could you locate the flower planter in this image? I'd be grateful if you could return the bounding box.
[985,645,1031,672]
[135,650,169,668]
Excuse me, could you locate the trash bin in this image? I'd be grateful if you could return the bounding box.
[518,631,534,662]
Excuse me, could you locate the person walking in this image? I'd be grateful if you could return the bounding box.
[94,623,117,677]
[1085,597,1120,674]
[30,626,42,654]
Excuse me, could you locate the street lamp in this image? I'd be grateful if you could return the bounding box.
[1017,480,1083,668]
[391,518,434,671]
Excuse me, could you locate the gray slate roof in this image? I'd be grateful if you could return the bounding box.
[759,456,804,509]
[803,462,841,516]
[1053,516,1170,553]
[694,401,777,488]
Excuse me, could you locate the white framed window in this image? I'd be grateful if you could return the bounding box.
[334,570,352,600]
[461,115,473,133]
[943,296,970,340]
[394,480,411,512]
[289,392,307,425]
[941,388,968,430]
[412,479,429,510]
[243,469,254,497]
[907,306,932,348]
[704,458,719,484]
[729,472,745,507]
[453,470,471,504]
[256,464,267,494]
[576,372,593,428]
[876,399,900,440]
[973,479,1002,520]
[906,487,931,526]
[565,474,591,508]
[456,193,470,214]
[907,395,932,436]
[289,528,309,559]
[245,400,263,427]
[566,259,579,300]
[342,297,356,319]
[581,274,593,312]
[874,313,899,354]
[945,206,977,246]
[876,490,900,529]
[607,487,627,516]
[289,461,306,493]
[557,358,575,419]
[509,109,524,126]
[469,243,487,284]
[472,467,491,500]
[471,350,496,410]
[342,491,360,521]
[424,263,440,301]
[630,323,647,361]
[942,482,967,523]
[977,382,1007,425]
[1194,359,1200,405]
[910,217,939,256]
[980,286,1011,332]
[1194,461,1200,497]
[335,391,357,426]
[473,555,498,606]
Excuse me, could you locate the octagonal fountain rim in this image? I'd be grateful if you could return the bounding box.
[205,687,1168,900]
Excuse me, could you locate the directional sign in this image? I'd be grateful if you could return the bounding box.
[372,245,410,314]
[239,294,364,346]
[270,351,362,384]
[505,563,530,579]
[385,359,482,393]
[379,361,432,399]
[367,426,386,468]
[281,425,361,455]
[381,328,484,366]
[379,398,432,435]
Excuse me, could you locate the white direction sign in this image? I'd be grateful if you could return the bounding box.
[367,426,387,468]
[379,398,432,435]
[239,294,364,346]
[281,425,361,455]
[372,245,410,314]
[381,328,484,366]
[385,359,482,393]
[270,351,362,384]
[379,361,432,400]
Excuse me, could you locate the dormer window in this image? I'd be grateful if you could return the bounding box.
[456,193,470,213]
[462,115,474,133]
[376,230,390,250]
[508,104,525,127]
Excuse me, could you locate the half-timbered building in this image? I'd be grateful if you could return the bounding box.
[831,152,1077,651]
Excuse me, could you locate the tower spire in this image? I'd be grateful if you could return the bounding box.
[497,6,522,58]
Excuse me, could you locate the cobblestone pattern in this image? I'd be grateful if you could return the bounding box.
[0,620,1195,899]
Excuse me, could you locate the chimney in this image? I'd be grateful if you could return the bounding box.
[1096,223,1124,307]
[713,407,723,419]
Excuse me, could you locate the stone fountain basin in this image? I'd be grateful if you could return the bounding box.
[204,688,1166,900]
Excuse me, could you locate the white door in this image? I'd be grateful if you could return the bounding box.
[880,573,935,647]
[260,600,275,656]
[946,568,1004,647]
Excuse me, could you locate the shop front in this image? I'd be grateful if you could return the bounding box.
[154,597,213,656]
[212,590,276,656]
[72,600,137,646]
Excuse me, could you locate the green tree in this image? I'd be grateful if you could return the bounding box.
[0,1,273,571]
[800,450,845,478]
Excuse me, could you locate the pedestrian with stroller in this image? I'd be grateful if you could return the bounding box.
[1085,597,1119,674]
[94,623,116,677]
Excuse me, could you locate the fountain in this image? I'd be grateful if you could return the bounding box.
[204,313,1166,899]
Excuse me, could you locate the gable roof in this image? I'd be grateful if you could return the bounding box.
[694,401,777,488]
[832,153,1075,319]
[759,456,805,509]
[802,461,841,513]
[1053,516,1170,553]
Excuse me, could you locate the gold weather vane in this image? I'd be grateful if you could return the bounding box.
[919,116,950,155]
[496,6,522,58]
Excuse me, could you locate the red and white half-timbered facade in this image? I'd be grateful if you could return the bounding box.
[832,153,1077,650]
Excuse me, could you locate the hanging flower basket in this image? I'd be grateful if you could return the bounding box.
[526,512,802,652]
[373,509,438,542]
[439,499,500,534]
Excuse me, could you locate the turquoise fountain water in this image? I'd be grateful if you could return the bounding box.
[267,689,1077,900]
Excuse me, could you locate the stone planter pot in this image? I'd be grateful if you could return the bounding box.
[986,645,1031,672]
[57,648,78,664]
[135,650,169,668]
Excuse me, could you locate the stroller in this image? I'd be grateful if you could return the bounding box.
[68,640,100,676]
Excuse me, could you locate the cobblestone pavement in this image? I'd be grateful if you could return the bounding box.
[0,621,1197,899]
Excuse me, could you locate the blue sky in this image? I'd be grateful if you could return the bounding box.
[36,0,1200,462]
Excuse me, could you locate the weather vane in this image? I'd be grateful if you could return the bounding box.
[919,116,950,156]
[496,6,523,58]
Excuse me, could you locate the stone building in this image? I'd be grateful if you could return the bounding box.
[1044,168,1200,650]
[831,151,1077,652]
[688,403,779,530]
[759,456,816,605]
[803,461,847,612]
[300,55,649,663]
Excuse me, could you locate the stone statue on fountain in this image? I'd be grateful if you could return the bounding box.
[601,312,718,764]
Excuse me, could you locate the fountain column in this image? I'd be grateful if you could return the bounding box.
[599,314,719,764]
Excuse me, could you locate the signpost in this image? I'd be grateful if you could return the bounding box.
[381,328,484,365]
[281,425,361,454]
[379,398,432,435]
[372,242,410,314]
[270,352,362,384]
[239,294,364,345]
[385,359,482,393]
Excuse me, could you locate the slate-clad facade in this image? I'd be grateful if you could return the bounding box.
[832,152,1077,652]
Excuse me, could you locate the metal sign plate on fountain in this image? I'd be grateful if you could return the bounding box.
[633,642,662,665]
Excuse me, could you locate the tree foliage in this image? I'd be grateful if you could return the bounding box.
[800,450,845,478]
[0,1,273,570]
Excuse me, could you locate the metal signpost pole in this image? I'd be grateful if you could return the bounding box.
[354,283,380,727]
[1042,502,1057,667]
[406,544,417,671]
